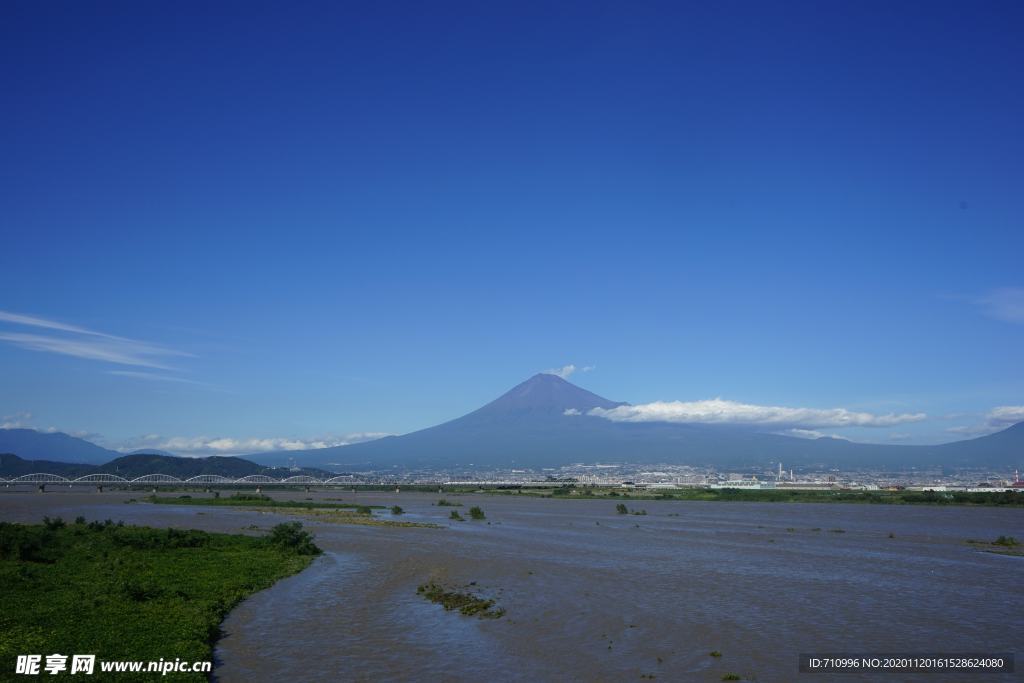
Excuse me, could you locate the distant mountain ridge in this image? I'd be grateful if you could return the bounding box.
[0,428,120,464]
[126,448,178,457]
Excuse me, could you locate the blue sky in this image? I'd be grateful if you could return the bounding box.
[1,1,1022,455]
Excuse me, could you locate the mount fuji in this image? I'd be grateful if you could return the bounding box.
[247,374,1024,471]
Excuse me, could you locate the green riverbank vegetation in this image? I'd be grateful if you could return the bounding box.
[0,518,320,680]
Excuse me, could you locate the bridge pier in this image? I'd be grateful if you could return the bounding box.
[305,485,310,493]
[96,485,103,493]
[37,484,45,493]
[255,486,261,494]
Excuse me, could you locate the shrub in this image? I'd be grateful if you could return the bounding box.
[390,505,404,515]
[450,510,464,521]
[0,523,53,563]
[615,503,628,514]
[265,522,321,555]
[994,535,1020,546]
[231,493,271,502]
[43,516,66,531]
[468,506,486,520]
[121,578,165,602]
[87,519,118,532]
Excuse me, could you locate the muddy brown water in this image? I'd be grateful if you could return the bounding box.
[2,489,1021,682]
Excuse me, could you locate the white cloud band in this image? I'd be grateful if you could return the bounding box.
[587,398,926,428]
[949,405,1024,436]
[118,432,392,456]
[544,364,594,379]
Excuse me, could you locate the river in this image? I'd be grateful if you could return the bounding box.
[2,489,1021,682]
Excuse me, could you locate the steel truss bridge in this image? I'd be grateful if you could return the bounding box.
[0,473,566,488]
[1,473,366,487]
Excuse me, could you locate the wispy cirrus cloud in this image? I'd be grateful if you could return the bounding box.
[0,332,185,370]
[0,311,126,339]
[0,310,191,372]
[585,398,926,429]
[107,370,208,386]
[973,287,1024,324]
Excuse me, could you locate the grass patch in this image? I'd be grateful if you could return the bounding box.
[416,582,505,618]
[0,518,319,680]
[436,499,462,507]
[147,494,384,510]
[967,536,1024,556]
[271,509,440,528]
